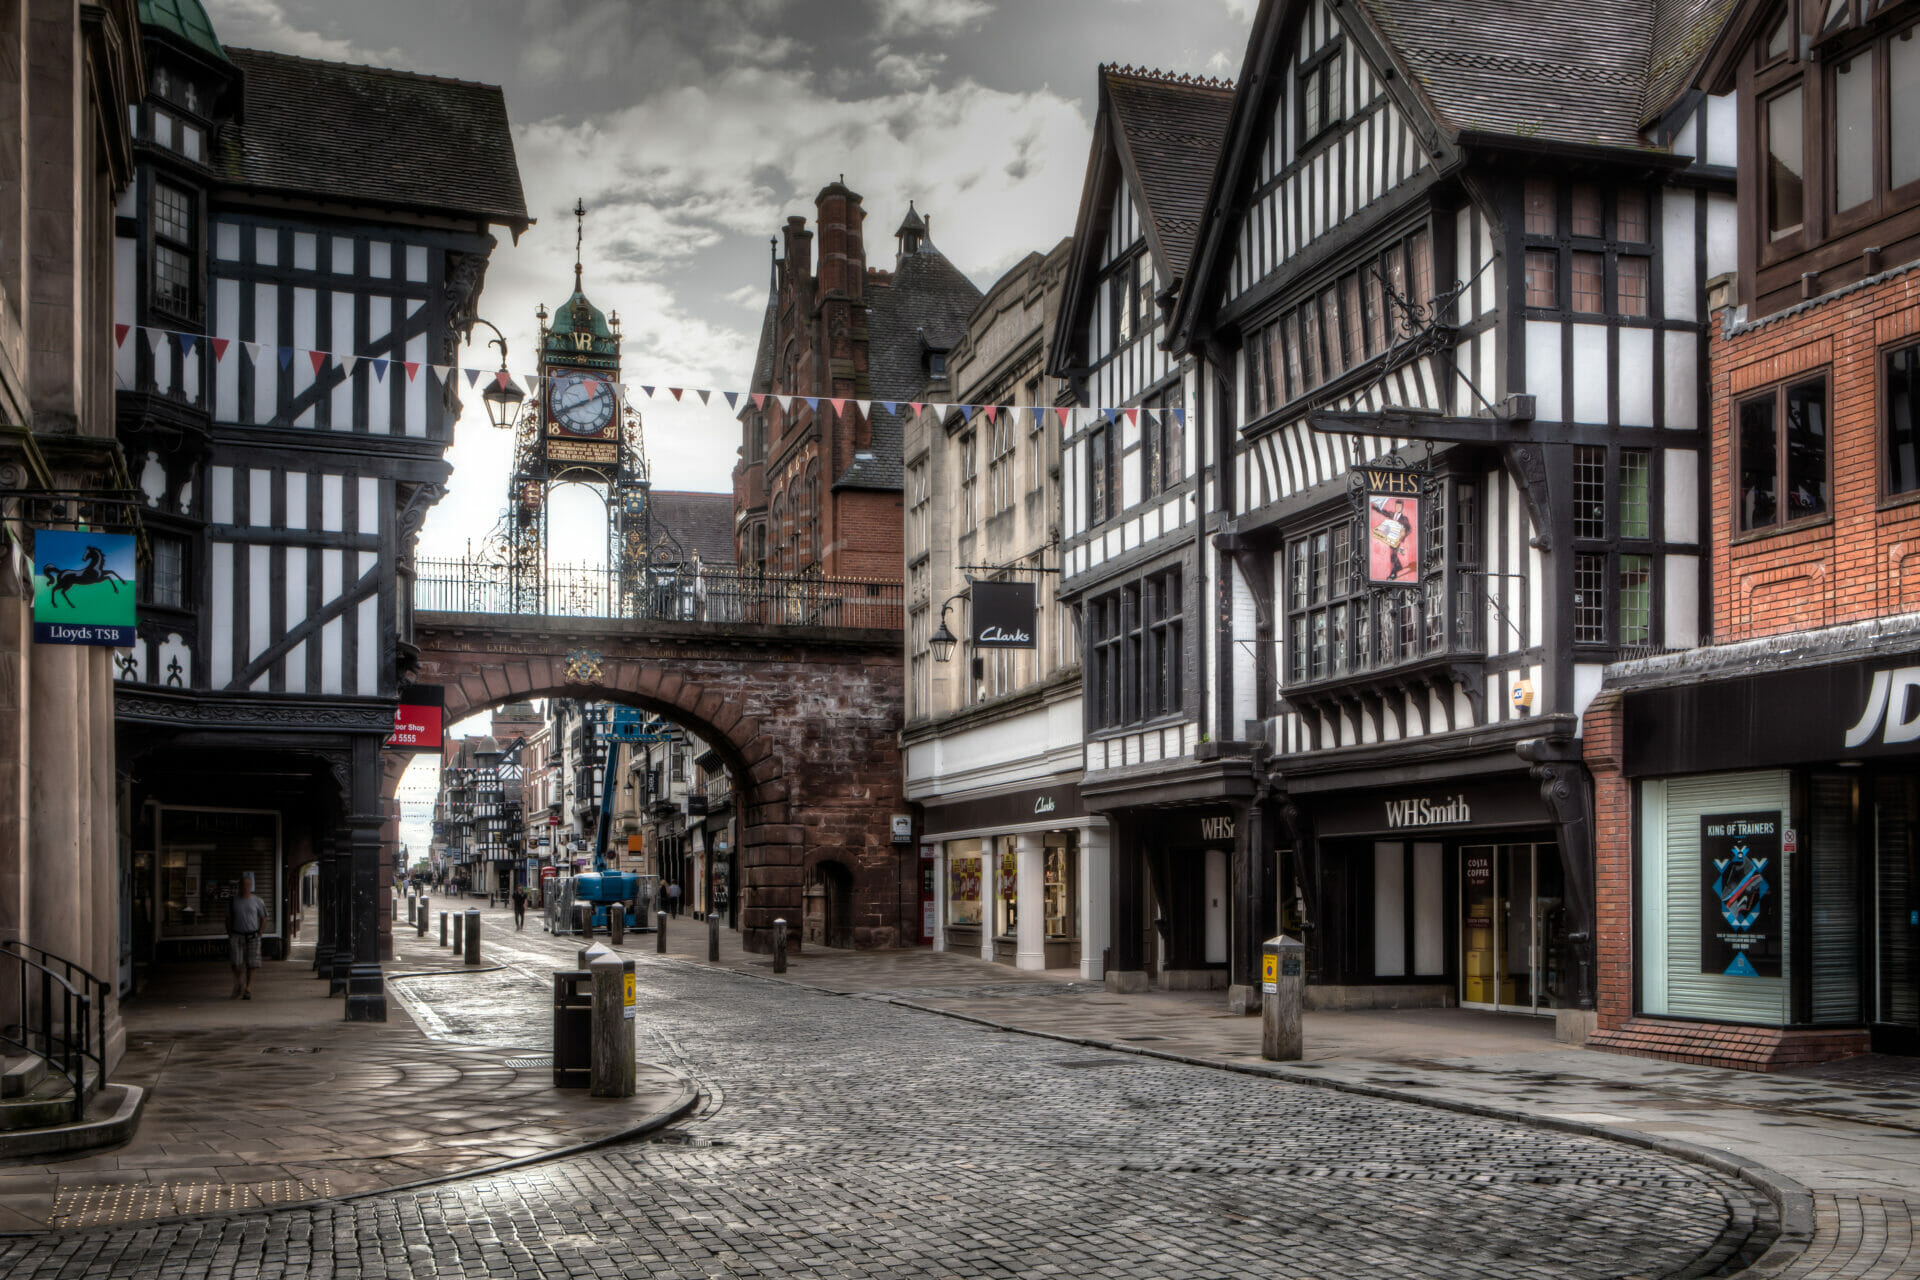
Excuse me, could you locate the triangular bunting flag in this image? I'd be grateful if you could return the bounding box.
[582,378,599,396]
[697,389,711,405]
[854,400,870,416]
[114,323,129,348]
[211,337,230,363]
[803,396,819,411]
[339,355,359,378]
[909,401,924,417]
[1056,406,1071,427]
[1173,408,1187,428]
[176,332,198,357]
[1124,407,1139,427]
[724,391,740,410]
[309,350,328,374]
[642,385,656,398]
[493,369,511,390]
[982,404,997,424]
[960,405,974,423]
[405,362,421,382]
[371,358,389,382]
[243,341,262,364]
[277,346,294,371]
[828,397,846,417]
[148,329,168,356]
[750,392,765,410]
[465,368,482,388]
[879,401,897,416]
[433,364,452,383]
[1102,407,1119,425]
[1030,405,1045,428]
[670,387,685,401]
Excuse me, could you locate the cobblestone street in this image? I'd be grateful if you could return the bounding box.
[1,921,1784,1279]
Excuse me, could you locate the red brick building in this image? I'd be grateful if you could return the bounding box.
[733,183,980,580]
[1587,0,1920,1068]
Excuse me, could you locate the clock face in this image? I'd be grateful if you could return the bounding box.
[547,371,616,437]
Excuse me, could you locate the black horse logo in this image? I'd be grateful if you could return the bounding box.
[41,545,129,608]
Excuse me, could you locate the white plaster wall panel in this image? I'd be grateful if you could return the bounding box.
[331,292,355,429]
[248,470,272,526]
[321,618,342,695]
[1707,93,1737,167]
[252,283,277,425]
[1662,189,1697,321]
[1572,324,1608,423]
[214,278,240,415]
[1664,331,1698,429]
[210,542,233,687]
[255,227,277,266]
[1619,327,1654,427]
[332,236,354,274]
[321,474,343,532]
[1706,194,1738,277]
[1665,552,1700,648]
[248,545,270,660]
[369,241,391,278]
[407,322,427,436]
[292,286,317,426]
[367,297,391,435]
[1664,449,1699,543]
[1525,321,1563,422]
[210,466,234,524]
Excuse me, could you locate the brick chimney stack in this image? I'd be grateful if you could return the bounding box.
[782,214,813,282]
[814,181,866,303]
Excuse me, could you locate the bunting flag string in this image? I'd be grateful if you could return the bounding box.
[107,321,1191,430]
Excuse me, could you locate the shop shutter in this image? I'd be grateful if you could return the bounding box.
[1810,775,1861,1024]
[1644,772,1791,1024]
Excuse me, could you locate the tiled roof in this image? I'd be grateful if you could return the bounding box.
[1356,0,1663,151]
[1644,0,1741,122]
[220,48,528,231]
[851,240,982,491]
[1103,68,1235,281]
[650,490,736,565]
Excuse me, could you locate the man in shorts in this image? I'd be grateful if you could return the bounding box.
[227,872,268,999]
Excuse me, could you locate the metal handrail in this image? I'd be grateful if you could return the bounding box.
[0,943,101,1123]
[2,940,110,1100]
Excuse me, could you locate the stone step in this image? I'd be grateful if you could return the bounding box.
[1,1053,49,1099]
[0,1071,80,1132]
[0,1082,144,1162]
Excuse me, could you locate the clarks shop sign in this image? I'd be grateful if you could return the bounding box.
[971,581,1036,649]
[1626,657,1920,775]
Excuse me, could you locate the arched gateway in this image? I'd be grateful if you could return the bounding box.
[410,602,905,953]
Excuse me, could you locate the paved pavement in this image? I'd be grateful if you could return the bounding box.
[0,907,691,1234]
[0,901,1795,1278]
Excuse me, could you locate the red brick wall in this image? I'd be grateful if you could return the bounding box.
[1582,689,1631,1032]
[1711,272,1920,642]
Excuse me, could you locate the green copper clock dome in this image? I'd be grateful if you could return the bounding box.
[137,0,228,62]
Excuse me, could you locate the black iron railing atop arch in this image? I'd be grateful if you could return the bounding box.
[411,557,904,631]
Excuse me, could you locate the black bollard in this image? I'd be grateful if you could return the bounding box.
[656,911,667,953]
[773,918,788,974]
[451,911,464,954]
[440,911,448,947]
[708,912,720,962]
[609,905,625,946]
[464,908,481,965]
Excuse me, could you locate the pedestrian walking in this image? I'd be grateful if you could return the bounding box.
[226,872,267,1000]
[666,880,681,916]
[512,883,528,930]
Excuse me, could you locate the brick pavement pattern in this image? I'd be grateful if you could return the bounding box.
[2,944,1778,1279]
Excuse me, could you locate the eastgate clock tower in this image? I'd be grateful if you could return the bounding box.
[500,200,657,614]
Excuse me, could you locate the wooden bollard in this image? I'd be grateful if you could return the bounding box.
[589,954,636,1098]
[1262,935,1305,1061]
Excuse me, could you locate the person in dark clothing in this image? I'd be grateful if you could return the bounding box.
[511,884,528,931]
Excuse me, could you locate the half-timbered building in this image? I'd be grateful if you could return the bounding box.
[110,5,526,1018]
[1047,66,1235,996]
[1168,0,1736,1030]
[1584,0,1920,1068]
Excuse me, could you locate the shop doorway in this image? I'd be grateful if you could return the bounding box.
[1874,775,1920,1048]
[1459,844,1572,1013]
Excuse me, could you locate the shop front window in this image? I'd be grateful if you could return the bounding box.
[1044,834,1077,940]
[946,841,982,927]
[995,839,1018,937]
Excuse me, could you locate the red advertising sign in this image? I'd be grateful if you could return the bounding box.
[386,702,443,751]
[1366,493,1419,585]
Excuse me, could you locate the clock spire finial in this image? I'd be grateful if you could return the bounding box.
[573,196,585,288]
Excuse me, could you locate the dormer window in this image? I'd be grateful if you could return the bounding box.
[928,350,947,378]
[1299,43,1345,145]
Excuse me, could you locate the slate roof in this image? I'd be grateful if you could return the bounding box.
[1103,68,1235,281]
[847,238,982,491]
[1356,0,1666,151]
[650,490,736,565]
[1644,0,1742,122]
[220,48,528,232]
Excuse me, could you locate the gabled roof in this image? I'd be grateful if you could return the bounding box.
[1047,65,1233,379]
[220,48,528,235]
[1644,0,1742,122]
[650,491,736,565]
[1355,0,1664,152]
[1104,68,1236,282]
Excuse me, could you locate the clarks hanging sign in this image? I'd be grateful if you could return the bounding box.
[971,580,1037,649]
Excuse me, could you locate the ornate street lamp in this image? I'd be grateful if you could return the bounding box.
[469,318,525,429]
[928,592,967,663]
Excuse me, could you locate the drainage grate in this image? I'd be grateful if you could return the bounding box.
[51,1176,333,1228]
[503,1055,553,1069]
[1122,1036,1167,1042]
[259,1046,322,1055]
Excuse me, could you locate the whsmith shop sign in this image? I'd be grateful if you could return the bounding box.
[32,529,136,646]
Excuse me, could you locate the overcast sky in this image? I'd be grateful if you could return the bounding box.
[202,0,1256,853]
